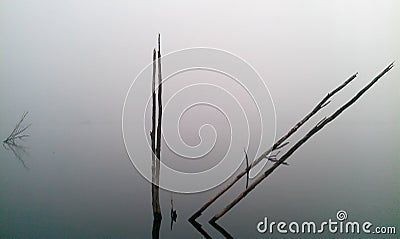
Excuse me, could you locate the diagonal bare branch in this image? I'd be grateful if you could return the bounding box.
[210,62,394,222]
[189,72,358,221]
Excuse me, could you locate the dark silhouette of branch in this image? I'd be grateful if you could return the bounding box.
[170,195,177,230]
[3,112,31,170]
[210,62,394,222]
[151,49,156,158]
[3,111,31,144]
[244,149,249,189]
[189,72,358,221]
[151,34,163,238]
[152,213,162,239]
[155,33,162,185]
[151,47,161,217]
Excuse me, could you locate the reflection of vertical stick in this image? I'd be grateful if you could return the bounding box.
[170,194,174,230]
[170,193,177,230]
[170,194,173,209]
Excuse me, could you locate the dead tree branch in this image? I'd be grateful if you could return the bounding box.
[151,47,161,216]
[210,62,394,222]
[151,34,163,236]
[189,72,358,221]
[155,33,163,181]
[3,112,31,144]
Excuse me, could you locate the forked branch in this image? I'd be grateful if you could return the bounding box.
[3,112,31,144]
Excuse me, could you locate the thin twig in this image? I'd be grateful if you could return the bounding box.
[244,149,249,189]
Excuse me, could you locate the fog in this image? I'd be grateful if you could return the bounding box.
[1,0,399,238]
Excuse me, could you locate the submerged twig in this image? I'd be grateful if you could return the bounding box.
[210,62,394,222]
[189,72,358,221]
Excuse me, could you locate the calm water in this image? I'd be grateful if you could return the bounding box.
[0,110,398,238]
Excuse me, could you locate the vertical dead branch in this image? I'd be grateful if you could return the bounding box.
[152,34,163,217]
[151,47,161,216]
[189,72,358,221]
[170,194,177,230]
[155,33,163,181]
[210,62,394,222]
[151,49,157,162]
[151,35,163,238]
[209,220,234,239]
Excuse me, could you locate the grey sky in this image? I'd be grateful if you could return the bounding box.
[1,0,399,125]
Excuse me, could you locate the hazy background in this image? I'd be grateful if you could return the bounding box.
[1,0,399,238]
